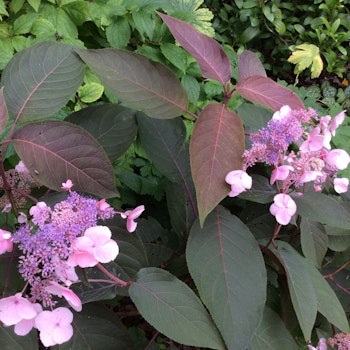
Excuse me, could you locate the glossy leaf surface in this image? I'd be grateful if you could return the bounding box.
[76,48,188,119]
[190,103,244,225]
[129,267,225,349]
[2,41,84,121]
[158,12,231,84]
[187,206,267,349]
[236,75,304,111]
[12,121,118,198]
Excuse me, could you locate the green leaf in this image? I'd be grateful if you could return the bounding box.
[77,82,104,103]
[56,7,78,38]
[166,180,197,236]
[238,174,276,204]
[0,326,39,350]
[288,44,323,78]
[9,0,25,13]
[129,267,225,349]
[137,113,188,182]
[236,103,272,130]
[28,0,41,12]
[181,74,200,103]
[187,206,267,349]
[1,42,84,121]
[76,48,188,119]
[66,104,138,163]
[249,307,298,350]
[160,43,188,73]
[272,241,317,340]
[13,13,38,35]
[31,18,56,39]
[12,120,118,198]
[306,260,349,332]
[190,103,244,225]
[132,9,155,40]
[59,303,136,350]
[293,192,350,230]
[300,218,328,268]
[0,87,8,136]
[106,17,131,48]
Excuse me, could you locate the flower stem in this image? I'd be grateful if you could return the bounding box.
[96,263,130,287]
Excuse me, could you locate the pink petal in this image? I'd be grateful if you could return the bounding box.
[84,226,111,244]
[93,240,119,263]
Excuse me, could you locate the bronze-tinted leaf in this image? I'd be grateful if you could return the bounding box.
[238,50,267,80]
[158,12,231,85]
[236,75,304,111]
[76,48,188,119]
[12,121,118,198]
[190,103,244,225]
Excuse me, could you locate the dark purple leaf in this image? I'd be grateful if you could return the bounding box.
[12,121,118,198]
[238,50,267,80]
[76,48,188,119]
[190,103,244,225]
[236,75,305,111]
[158,12,231,85]
[66,104,138,162]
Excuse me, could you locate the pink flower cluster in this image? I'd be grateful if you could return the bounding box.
[226,106,350,226]
[0,181,145,346]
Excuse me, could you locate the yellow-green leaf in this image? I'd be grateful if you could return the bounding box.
[288,44,323,78]
[78,82,104,103]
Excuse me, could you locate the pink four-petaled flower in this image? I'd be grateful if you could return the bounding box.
[225,170,252,197]
[35,307,73,347]
[269,193,297,225]
[67,226,119,268]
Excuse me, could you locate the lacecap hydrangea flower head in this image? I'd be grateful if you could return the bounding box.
[226,106,350,226]
[0,181,144,346]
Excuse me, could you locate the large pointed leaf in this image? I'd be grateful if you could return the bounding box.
[129,267,226,349]
[60,303,136,350]
[238,50,267,80]
[294,192,350,229]
[1,41,84,121]
[306,262,349,333]
[249,307,298,350]
[272,241,317,340]
[158,12,231,84]
[76,48,188,119]
[12,120,118,198]
[0,326,39,350]
[236,75,304,111]
[66,104,138,162]
[0,87,8,135]
[190,103,244,225]
[137,113,198,229]
[186,206,267,349]
[300,218,328,268]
